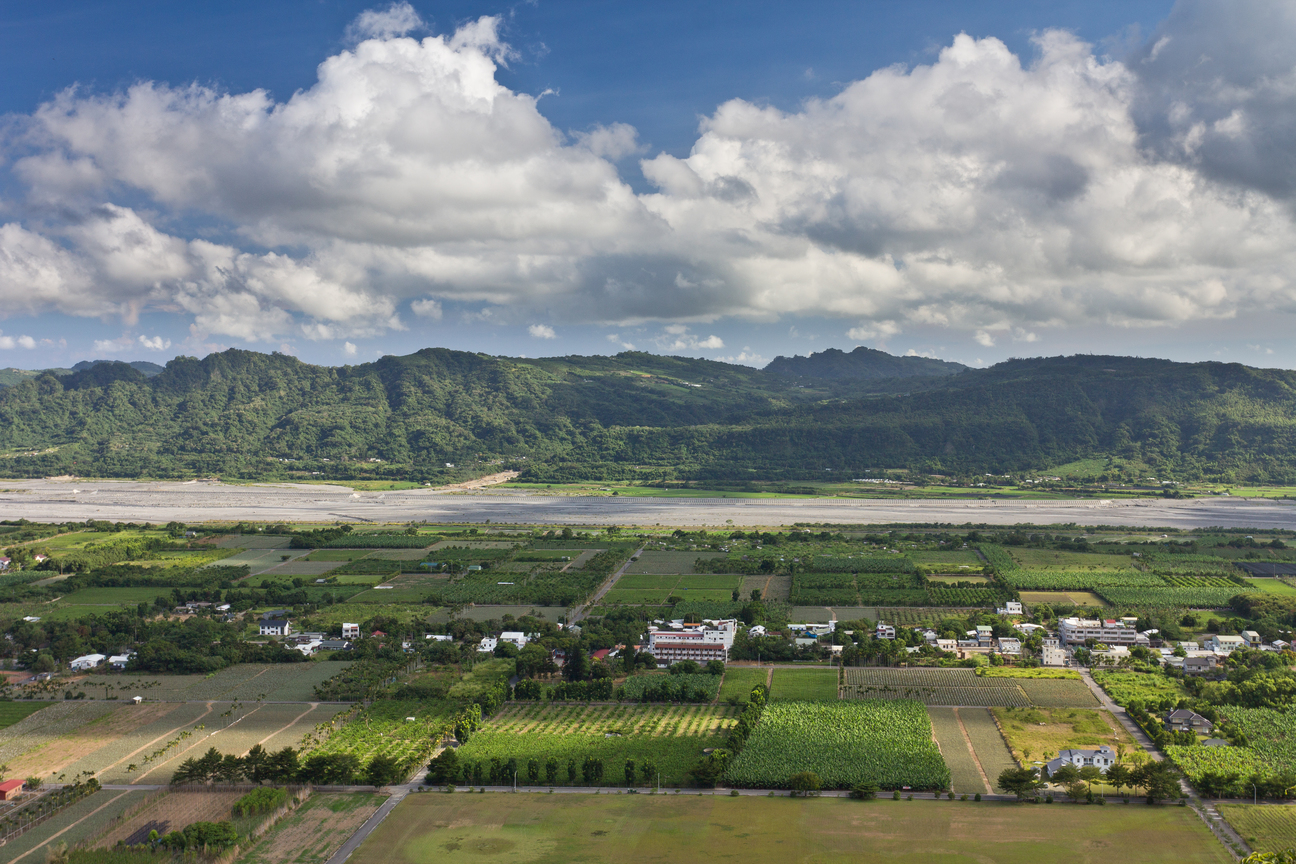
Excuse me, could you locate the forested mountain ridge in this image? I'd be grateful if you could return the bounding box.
[766,346,967,380]
[1,347,1295,483]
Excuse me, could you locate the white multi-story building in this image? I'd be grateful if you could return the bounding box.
[1206,635,1245,655]
[996,637,1021,655]
[996,601,1024,616]
[1058,618,1138,646]
[259,618,291,637]
[1042,644,1067,667]
[341,623,360,639]
[500,631,530,648]
[647,620,736,665]
[875,623,896,640]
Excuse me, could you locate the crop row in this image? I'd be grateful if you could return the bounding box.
[977,545,1018,572]
[1168,706,1296,786]
[319,535,432,548]
[840,684,1032,707]
[309,700,455,774]
[723,700,950,790]
[486,703,736,738]
[1158,575,1248,588]
[805,556,917,574]
[997,570,1166,589]
[844,668,999,687]
[1095,586,1249,607]
[453,704,733,786]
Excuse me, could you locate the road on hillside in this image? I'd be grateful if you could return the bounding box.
[4,479,1295,529]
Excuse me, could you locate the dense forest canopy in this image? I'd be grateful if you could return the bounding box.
[1,347,1296,483]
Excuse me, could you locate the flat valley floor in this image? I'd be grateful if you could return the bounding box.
[3,479,1295,528]
[351,793,1230,864]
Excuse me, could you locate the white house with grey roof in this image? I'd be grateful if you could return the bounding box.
[1043,745,1116,777]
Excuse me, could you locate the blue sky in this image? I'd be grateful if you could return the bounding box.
[3,0,1296,371]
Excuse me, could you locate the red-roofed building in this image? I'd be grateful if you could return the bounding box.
[0,779,24,800]
[590,649,611,662]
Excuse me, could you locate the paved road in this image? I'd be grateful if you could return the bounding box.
[5,478,1296,528]
[1078,668,1249,858]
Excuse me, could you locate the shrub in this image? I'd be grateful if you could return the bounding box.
[232,787,287,818]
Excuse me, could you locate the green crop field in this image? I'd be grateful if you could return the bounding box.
[59,587,171,605]
[0,701,50,728]
[911,550,985,567]
[927,706,987,793]
[1016,679,1099,708]
[350,794,1231,864]
[1007,549,1136,569]
[452,702,737,787]
[305,549,373,561]
[1244,578,1296,595]
[725,700,948,790]
[1168,706,1296,786]
[718,667,769,703]
[959,707,1018,783]
[310,701,453,778]
[625,551,726,575]
[842,668,1029,707]
[769,667,839,701]
[1091,670,1189,709]
[1219,804,1296,854]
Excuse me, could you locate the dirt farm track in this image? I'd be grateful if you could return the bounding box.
[1,479,1294,529]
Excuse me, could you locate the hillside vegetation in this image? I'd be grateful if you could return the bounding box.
[1,348,1295,483]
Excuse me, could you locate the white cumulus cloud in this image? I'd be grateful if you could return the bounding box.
[2,4,1296,346]
[137,334,171,351]
[528,324,556,339]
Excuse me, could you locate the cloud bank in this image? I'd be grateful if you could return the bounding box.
[2,0,1296,347]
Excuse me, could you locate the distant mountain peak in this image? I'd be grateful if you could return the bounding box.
[764,346,967,380]
[71,360,166,377]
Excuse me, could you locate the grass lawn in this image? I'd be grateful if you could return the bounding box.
[59,587,170,605]
[1244,578,1296,595]
[1019,590,1107,607]
[992,706,1136,768]
[0,700,50,728]
[769,667,838,701]
[1091,670,1188,708]
[1218,804,1296,854]
[352,794,1231,864]
[718,667,768,703]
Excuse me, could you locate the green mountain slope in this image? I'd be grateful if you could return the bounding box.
[0,348,1294,483]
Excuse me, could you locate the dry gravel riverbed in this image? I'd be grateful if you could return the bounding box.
[0,479,1293,529]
